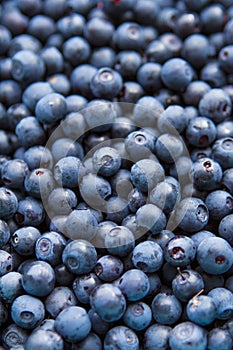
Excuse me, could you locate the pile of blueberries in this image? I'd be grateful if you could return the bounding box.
[1,0,233,349]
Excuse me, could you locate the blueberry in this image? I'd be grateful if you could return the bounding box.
[104,225,135,257]
[123,301,152,331]
[6,103,30,131]
[158,105,187,134]
[22,81,54,111]
[131,159,165,193]
[197,237,233,274]
[65,95,87,113]
[136,204,167,235]
[212,137,233,169]
[169,321,207,350]
[73,332,102,350]
[152,292,182,325]
[35,93,67,125]
[118,269,150,301]
[47,188,77,216]
[8,34,42,57]
[25,329,63,350]
[57,13,85,39]
[24,168,55,199]
[183,81,211,107]
[115,50,142,80]
[186,116,217,148]
[21,260,55,297]
[83,99,117,132]
[128,188,146,213]
[84,17,114,47]
[90,283,126,322]
[2,159,29,191]
[12,50,45,85]
[11,295,45,329]
[219,45,233,74]
[95,255,123,281]
[88,308,113,336]
[2,324,28,348]
[161,58,194,92]
[92,146,121,177]
[201,4,226,34]
[53,156,83,188]
[54,263,74,287]
[114,22,145,51]
[0,25,12,55]
[0,219,10,248]
[70,64,97,99]
[191,157,223,191]
[15,196,44,227]
[55,306,91,343]
[208,287,233,320]
[174,12,201,39]
[164,235,196,267]
[104,325,139,350]
[217,120,233,139]
[150,180,180,215]
[186,295,217,326]
[132,241,163,273]
[200,61,227,88]
[90,47,116,68]
[15,116,46,149]
[144,324,171,350]
[199,88,232,123]
[45,286,77,318]
[125,130,157,162]
[191,230,215,248]
[28,15,56,43]
[11,227,41,256]
[47,73,71,96]
[62,36,90,66]
[73,273,101,304]
[35,231,66,266]
[148,229,175,250]
[207,328,233,350]
[0,187,18,220]
[155,133,184,164]
[90,67,123,100]
[205,190,233,221]
[0,271,23,304]
[62,239,97,274]
[219,214,233,246]
[65,209,98,241]
[172,269,204,302]
[0,80,22,108]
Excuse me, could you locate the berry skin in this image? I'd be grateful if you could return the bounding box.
[172,269,204,302]
[54,306,91,343]
[169,321,207,350]
[95,255,124,282]
[136,204,167,235]
[73,273,101,304]
[21,260,55,297]
[35,93,67,125]
[174,197,209,233]
[208,287,233,320]
[104,225,135,257]
[152,292,182,325]
[118,269,150,301]
[90,67,123,99]
[45,286,77,319]
[25,329,64,350]
[164,236,196,267]
[11,295,45,330]
[219,214,233,246]
[207,328,233,350]
[161,58,194,92]
[123,301,152,331]
[132,241,164,273]
[197,237,233,275]
[104,326,139,350]
[62,239,97,275]
[35,231,66,266]
[0,272,23,304]
[11,226,41,256]
[0,187,18,220]
[186,295,217,326]
[199,88,232,123]
[90,283,126,322]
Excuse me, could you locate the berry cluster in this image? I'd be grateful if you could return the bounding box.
[0,0,233,349]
